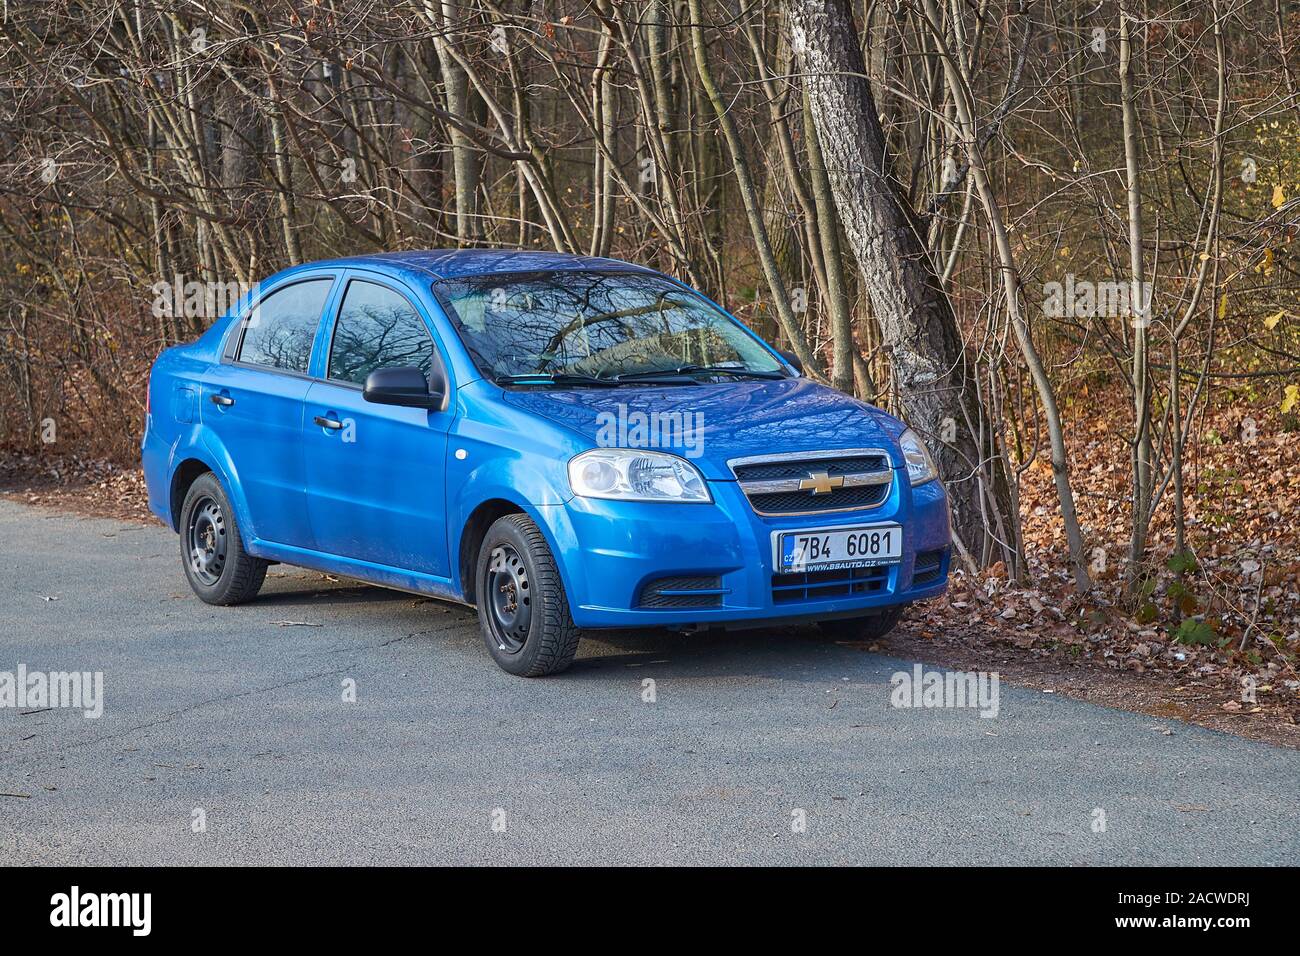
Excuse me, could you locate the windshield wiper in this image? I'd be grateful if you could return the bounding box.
[495,372,622,388]
[614,364,787,381]
[494,371,694,388]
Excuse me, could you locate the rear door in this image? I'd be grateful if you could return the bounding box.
[201,276,336,549]
[302,274,453,576]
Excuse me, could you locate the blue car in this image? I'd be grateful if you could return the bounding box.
[142,251,950,676]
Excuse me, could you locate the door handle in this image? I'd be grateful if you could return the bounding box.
[314,415,343,430]
[209,393,234,407]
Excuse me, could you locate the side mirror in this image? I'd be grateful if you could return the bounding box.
[779,350,803,375]
[363,366,443,409]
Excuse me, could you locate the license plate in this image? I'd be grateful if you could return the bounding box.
[776,524,903,572]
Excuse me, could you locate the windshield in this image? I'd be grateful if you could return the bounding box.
[435,271,786,383]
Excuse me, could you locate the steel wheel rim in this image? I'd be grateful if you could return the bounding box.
[187,495,227,586]
[486,544,531,654]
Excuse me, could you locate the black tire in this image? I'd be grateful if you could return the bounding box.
[475,513,581,677]
[179,472,268,606]
[818,605,906,642]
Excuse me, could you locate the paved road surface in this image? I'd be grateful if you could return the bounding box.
[1,498,1297,865]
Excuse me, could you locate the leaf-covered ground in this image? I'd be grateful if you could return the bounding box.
[898,384,1300,746]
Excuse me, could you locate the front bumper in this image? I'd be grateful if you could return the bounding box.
[543,471,951,629]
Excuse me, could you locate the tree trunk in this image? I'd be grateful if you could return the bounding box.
[431,0,482,244]
[266,77,301,267]
[784,0,1019,566]
[589,20,617,257]
[802,85,859,395]
[1119,3,1153,584]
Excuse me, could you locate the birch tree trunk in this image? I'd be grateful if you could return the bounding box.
[1119,3,1153,583]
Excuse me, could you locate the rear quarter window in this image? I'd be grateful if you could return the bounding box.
[236,279,333,373]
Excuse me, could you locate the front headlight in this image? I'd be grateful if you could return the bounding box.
[899,428,938,486]
[568,449,712,503]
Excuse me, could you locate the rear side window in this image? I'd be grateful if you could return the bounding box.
[237,279,333,373]
[327,280,437,386]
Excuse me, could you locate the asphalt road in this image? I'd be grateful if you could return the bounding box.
[1,498,1297,866]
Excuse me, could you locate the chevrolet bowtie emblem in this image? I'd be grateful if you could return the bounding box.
[798,470,844,495]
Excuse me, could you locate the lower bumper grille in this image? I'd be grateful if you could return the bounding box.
[747,483,889,515]
[637,575,725,609]
[913,549,947,586]
[771,565,890,604]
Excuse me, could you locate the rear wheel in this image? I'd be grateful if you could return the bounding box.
[179,472,267,606]
[818,605,906,642]
[475,513,581,677]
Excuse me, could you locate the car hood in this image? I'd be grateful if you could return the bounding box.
[500,378,904,480]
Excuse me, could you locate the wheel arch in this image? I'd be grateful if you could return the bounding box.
[164,432,252,539]
[169,458,213,530]
[457,498,527,605]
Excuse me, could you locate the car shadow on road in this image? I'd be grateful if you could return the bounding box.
[565,624,875,682]
[250,572,880,680]
[250,582,418,606]
[254,578,428,609]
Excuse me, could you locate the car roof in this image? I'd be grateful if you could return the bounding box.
[298,250,660,282]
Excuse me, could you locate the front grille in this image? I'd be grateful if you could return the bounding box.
[913,549,947,586]
[732,455,887,481]
[771,565,890,604]
[729,449,894,516]
[637,575,725,609]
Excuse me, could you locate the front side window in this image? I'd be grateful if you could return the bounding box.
[436,271,785,383]
[327,280,437,386]
[237,279,333,373]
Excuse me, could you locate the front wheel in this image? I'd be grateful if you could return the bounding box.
[475,513,581,676]
[818,605,906,642]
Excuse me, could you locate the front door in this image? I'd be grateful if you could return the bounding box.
[303,276,452,577]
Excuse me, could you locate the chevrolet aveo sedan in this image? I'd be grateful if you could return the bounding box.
[142,251,951,676]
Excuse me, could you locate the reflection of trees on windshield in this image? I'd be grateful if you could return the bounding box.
[439,271,777,378]
[328,282,435,385]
